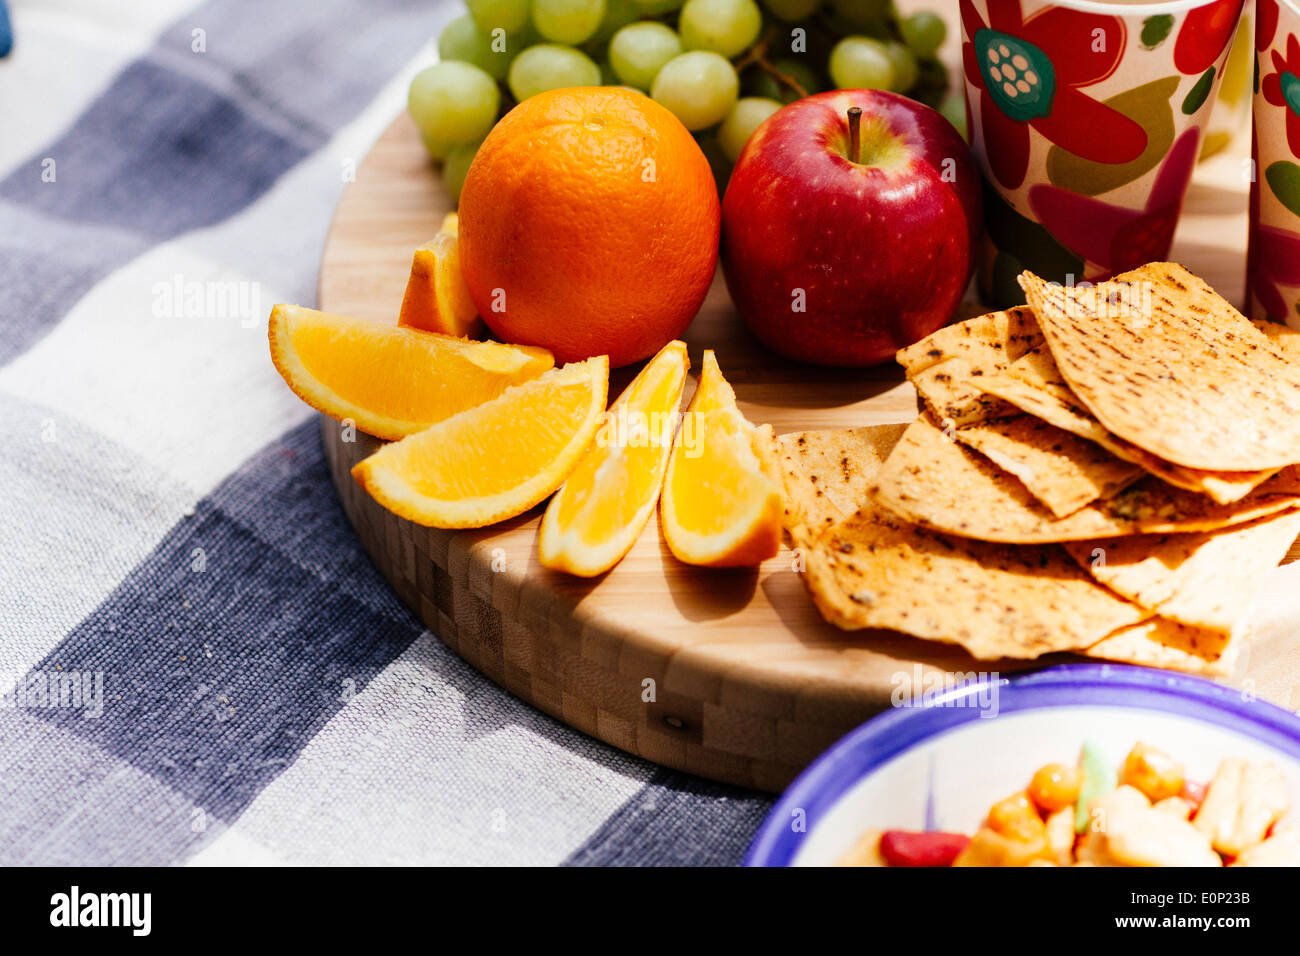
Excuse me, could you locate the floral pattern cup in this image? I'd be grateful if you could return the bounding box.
[960,0,1246,306]
[1248,0,1300,326]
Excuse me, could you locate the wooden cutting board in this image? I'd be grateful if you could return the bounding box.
[317,89,1278,794]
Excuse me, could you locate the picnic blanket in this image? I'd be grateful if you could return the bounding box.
[0,0,771,866]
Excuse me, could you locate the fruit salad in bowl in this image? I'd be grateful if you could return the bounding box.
[745,665,1300,867]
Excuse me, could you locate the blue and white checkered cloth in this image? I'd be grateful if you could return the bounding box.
[0,0,771,866]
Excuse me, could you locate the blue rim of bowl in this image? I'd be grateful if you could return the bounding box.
[744,662,1300,867]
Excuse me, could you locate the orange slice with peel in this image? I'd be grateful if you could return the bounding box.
[268,303,551,440]
[660,350,782,567]
[351,356,609,528]
[399,213,483,338]
[539,341,690,576]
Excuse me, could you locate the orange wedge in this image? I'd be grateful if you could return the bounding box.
[268,303,551,440]
[351,356,609,528]
[660,350,782,567]
[399,212,482,338]
[539,341,690,576]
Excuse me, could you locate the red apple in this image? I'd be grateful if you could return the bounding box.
[721,89,981,367]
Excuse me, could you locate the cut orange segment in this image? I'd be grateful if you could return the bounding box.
[268,303,552,440]
[539,341,690,576]
[351,356,609,528]
[660,351,782,567]
[399,212,483,338]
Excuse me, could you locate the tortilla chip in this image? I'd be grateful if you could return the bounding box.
[1082,618,1241,678]
[869,416,1300,543]
[805,508,1145,660]
[955,414,1144,518]
[1062,509,1300,636]
[898,307,1043,426]
[772,424,907,547]
[983,345,1277,504]
[1018,263,1300,471]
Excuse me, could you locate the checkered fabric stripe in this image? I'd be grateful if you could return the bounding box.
[0,0,771,866]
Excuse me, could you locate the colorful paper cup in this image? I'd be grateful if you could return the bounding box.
[1248,0,1300,326]
[959,0,1246,307]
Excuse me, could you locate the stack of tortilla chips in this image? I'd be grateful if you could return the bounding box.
[772,263,1300,676]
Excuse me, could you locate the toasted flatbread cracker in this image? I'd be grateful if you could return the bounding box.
[1082,618,1241,678]
[955,414,1144,518]
[897,306,1043,374]
[1062,509,1300,636]
[898,307,1043,426]
[910,358,1018,427]
[1019,263,1300,471]
[983,345,1277,504]
[772,424,907,546]
[805,508,1145,660]
[1253,318,1300,359]
[869,416,1300,543]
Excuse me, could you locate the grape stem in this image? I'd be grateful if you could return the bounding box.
[734,28,809,100]
[847,106,861,165]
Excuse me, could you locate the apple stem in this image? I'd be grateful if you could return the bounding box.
[847,107,862,165]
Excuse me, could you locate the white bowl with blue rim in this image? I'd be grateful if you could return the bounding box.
[745,663,1300,866]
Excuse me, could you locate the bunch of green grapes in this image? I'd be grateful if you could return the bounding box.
[409,0,962,200]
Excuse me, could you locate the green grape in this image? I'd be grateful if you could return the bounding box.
[589,0,638,45]
[884,41,918,92]
[745,57,820,102]
[443,140,483,202]
[507,43,602,100]
[633,0,686,14]
[419,130,456,161]
[679,0,762,59]
[828,36,893,90]
[651,50,738,130]
[759,0,820,22]
[609,22,682,89]
[532,0,606,45]
[900,11,946,59]
[409,62,500,150]
[467,0,531,35]
[717,96,781,160]
[938,93,967,141]
[438,14,512,82]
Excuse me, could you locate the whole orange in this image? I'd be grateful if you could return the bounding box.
[458,87,720,368]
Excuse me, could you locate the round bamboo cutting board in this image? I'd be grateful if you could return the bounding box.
[318,108,1279,793]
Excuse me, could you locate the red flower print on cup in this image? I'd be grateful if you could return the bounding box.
[1027,128,1200,277]
[1262,33,1300,158]
[1249,139,1300,321]
[1174,0,1244,75]
[960,0,1147,190]
[1248,224,1300,321]
[1259,0,1280,52]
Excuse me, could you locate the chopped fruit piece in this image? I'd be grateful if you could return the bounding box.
[539,341,689,576]
[878,830,970,867]
[1121,742,1185,803]
[987,792,1046,843]
[659,350,782,567]
[1075,740,1117,833]
[351,357,608,528]
[952,827,1051,867]
[1029,763,1082,815]
[398,212,483,338]
[1193,757,1288,856]
[268,303,551,440]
